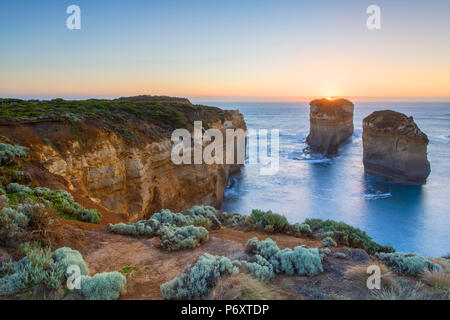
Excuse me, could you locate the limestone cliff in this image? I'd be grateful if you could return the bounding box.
[306,99,354,156]
[362,110,430,184]
[0,97,246,221]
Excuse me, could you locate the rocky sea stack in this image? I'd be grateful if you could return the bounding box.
[306,98,354,156]
[363,110,431,184]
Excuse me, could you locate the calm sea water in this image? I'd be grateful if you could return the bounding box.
[204,102,450,257]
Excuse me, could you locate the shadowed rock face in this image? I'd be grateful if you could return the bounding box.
[306,99,354,156]
[363,110,431,184]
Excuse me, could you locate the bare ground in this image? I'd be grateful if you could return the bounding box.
[77,227,373,300]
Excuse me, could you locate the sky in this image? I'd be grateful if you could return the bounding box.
[0,0,449,102]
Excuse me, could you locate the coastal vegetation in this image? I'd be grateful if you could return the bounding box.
[0,96,228,141]
[0,96,447,301]
[0,244,126,300]
[304,218,395,255]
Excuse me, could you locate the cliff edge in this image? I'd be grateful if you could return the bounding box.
[0,96,246,221]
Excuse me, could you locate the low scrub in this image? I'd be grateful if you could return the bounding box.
[0,244,126,300]
[3,183,101,224]
[0,197,53,249]
[321,236,337,247]
[287,223,312,237]
[80,272,127,300]
[246,209,288,233]
[245,237,323,277]
[160,225,209,252]
[32,187,101,224]
[377,252,441,275]
[305,218,395,254]
[107,207,218,252]
[160,253,238,299]
[241,255,275,282]
[0,143,29,166]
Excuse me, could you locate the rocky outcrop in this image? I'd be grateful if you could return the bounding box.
[306,99,354,156]
[362,110,430,184]
[0,108,246,221]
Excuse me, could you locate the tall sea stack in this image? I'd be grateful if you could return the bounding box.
[306,98,354,156]
[362,110,431,184]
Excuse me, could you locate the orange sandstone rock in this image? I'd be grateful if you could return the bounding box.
[306,98,354,156]
[362,110,430,184]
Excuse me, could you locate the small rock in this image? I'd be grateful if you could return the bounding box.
[334,252,346,259]
[348,248,370,263]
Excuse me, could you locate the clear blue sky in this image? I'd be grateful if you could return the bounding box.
[0,0,449,101]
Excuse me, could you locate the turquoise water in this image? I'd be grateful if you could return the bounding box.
[205,102,450,257]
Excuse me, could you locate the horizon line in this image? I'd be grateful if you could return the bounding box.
[1,94,450,104]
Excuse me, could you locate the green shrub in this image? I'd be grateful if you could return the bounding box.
[271,247,323,276]
[322,237,337,247]
[107,208,216,252]
[304,218,395,254]
[0,244,126,300]
[246,209,288,233]
[0,143,29,165]
[230,214,246,225]
[31,188,101,224]
[160,253,238,299]
[245,238,323,277]
[80,272,126,300]
[241,255,275,282]
[160,225,209,252]
[288,223,312,237]
[191,215,212,229]
[107,223,140,236]
[151,209,191,227]
[6,183,32,195]
[53,247,89,276]
[246,237,280,260]
[0,245,64,297]
[377,252,441,275]
[185,205,221,230]
[1,207,29,228]
[0,206,30,247]
[0,200,52,249]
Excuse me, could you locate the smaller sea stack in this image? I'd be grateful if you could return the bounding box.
[306,98,354,156]
[362,110,431,184]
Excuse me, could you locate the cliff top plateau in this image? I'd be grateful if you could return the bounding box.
[309,98,354,118]
[363,110,429,143]
[0,95,236,141]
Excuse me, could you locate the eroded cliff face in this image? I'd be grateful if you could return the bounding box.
[362,110,430,184]
[0,111,246,221]
[306,99,354,156]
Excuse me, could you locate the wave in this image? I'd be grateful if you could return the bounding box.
[364,192,392,200]
[224,176,240,199]
[295,158,332,164]
[293,152,332,163]
[431,135,450,142]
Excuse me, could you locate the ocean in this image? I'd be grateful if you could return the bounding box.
[203,101,450,257]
